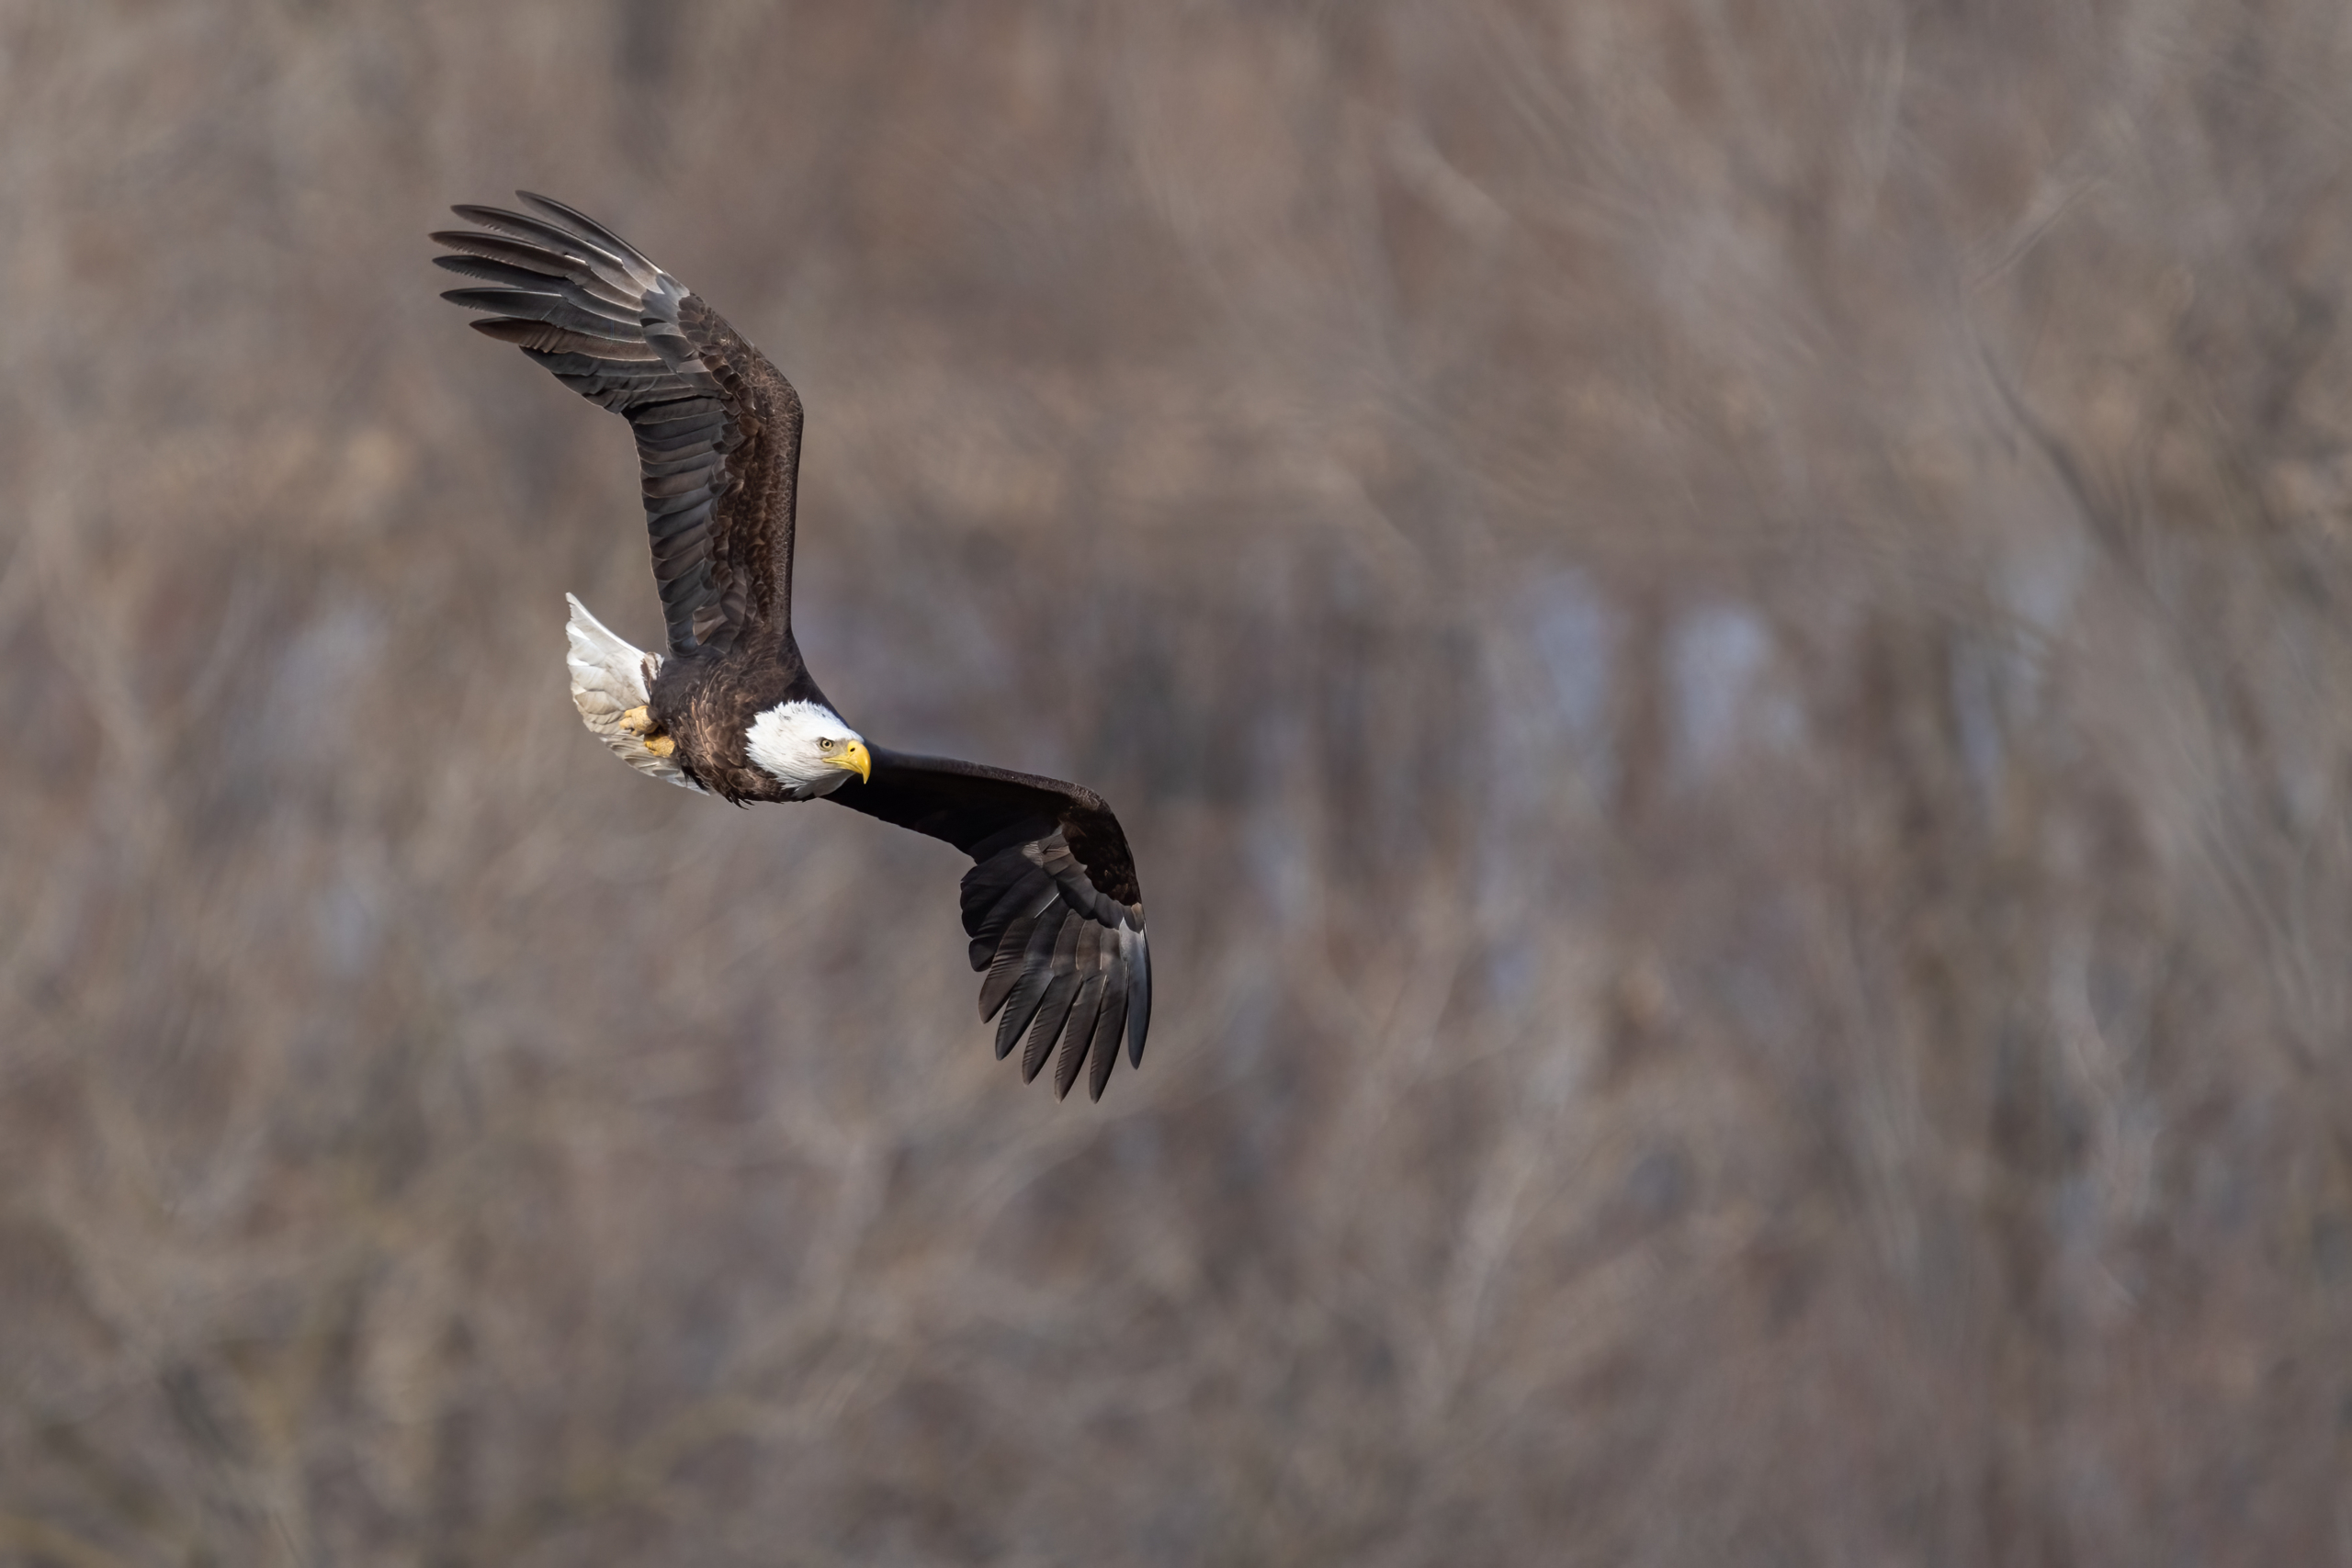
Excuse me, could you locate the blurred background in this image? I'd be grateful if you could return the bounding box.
[5,2,2352,1562]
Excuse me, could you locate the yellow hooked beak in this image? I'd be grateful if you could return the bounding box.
[830,739,873,784]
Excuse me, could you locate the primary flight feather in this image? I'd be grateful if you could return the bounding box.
[434,193,1150,1100]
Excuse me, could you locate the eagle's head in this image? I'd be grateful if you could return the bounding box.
[746,700,872,800]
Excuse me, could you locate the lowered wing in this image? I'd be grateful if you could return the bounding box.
[829,750,1152,1100]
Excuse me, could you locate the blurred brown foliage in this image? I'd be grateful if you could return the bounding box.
[6,2,2352,1563]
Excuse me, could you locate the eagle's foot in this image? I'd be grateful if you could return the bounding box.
[618,705,677,758]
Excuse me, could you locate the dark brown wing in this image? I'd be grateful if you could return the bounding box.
[828,749,1152,1100]
[432,193,802,656]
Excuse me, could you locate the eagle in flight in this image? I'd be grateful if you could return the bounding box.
[434,194,1150,1100]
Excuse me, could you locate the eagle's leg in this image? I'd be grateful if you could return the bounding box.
[619,705,679,759]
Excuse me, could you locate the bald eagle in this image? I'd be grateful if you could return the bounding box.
[434,194,1150,1100]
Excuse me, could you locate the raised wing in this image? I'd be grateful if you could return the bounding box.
[433,193,803,657]
[829,750,1151,1100]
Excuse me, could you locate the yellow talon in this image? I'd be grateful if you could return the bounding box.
[617,704,676,758]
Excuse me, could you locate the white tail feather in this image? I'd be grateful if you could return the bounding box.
[564,594,703,793]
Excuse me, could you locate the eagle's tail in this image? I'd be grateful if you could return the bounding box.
[563,594,703,793]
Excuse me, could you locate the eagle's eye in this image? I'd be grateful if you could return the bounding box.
[819,738,837,752]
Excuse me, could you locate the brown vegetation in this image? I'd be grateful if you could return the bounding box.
[6,2,2352,1562]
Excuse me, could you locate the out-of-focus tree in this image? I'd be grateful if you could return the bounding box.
[4,3,2351,1562]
